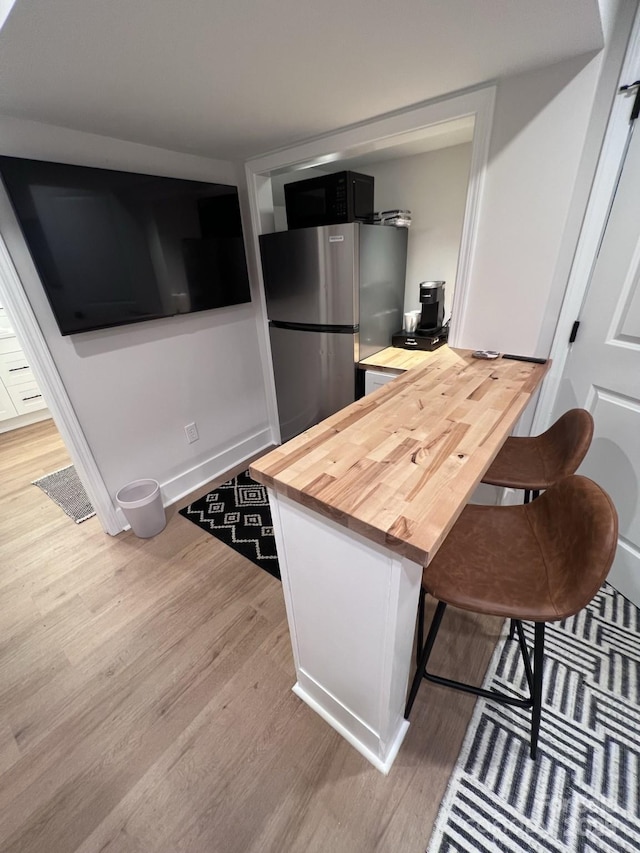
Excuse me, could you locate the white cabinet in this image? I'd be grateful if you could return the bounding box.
[8,379,46,415]
[0,379,17,420]
[364,369,401,396]
[0,348,36,387]
[0,305,14,338]
[0,306,48,427]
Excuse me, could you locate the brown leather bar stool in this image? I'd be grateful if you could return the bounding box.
[482,408,595,643]
[405,475,617,759]
[481,409,594,504]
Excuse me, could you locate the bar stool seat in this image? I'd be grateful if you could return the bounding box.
[405,475,617,758]
[423,498,604,623]
[481,408,594,494]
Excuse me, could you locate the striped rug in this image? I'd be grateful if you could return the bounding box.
[427,583,640,852]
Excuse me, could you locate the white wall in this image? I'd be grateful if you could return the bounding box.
[0,115,271,514]
[363,144,472,319]
[460,52,605,357]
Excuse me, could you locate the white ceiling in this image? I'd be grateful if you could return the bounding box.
[0,0,603,161]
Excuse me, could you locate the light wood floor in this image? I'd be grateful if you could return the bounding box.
[0,419,502,853]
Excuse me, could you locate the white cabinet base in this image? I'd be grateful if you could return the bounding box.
[268,488,422,774]
[291,682,410,774]
[0,408,51,434]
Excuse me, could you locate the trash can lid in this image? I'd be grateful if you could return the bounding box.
[116,478,160,508]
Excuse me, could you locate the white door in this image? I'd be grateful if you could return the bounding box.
[556,121,640,605]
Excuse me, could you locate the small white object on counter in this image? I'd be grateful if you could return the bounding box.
[472,350,500,359]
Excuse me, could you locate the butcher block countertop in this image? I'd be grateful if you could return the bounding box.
[358,346,439,373]
[250,346,549,567]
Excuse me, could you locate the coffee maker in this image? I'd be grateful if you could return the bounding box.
[392,280,448,351]
[417,281,445,333]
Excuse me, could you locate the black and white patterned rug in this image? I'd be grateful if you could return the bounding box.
[32,464,95,524]
[427,583,640,852]
[179,470,280,580]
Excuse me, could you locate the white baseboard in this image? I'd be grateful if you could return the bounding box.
[114,427,273,532]
[162,426,272,507]
[292,680,409,775]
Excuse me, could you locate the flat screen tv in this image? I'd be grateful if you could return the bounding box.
[0,156,252,335]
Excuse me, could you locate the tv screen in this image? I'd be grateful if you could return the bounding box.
[0,157,252,335]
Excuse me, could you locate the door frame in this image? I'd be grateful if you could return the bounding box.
[0,235,122,535]
[531,9,640,434]
[244,86,496,443]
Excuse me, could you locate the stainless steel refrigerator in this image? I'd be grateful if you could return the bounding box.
[260,222,407,441]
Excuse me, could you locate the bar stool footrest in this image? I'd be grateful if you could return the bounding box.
[422,670,533,708]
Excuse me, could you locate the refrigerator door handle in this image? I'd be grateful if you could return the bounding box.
[269,320,359,334]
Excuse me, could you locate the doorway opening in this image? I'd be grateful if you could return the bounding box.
[267,116,474,329]
[0,293,99,526]
[243,87,495,442]
[0,234,121,535]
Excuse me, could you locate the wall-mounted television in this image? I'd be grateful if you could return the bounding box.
[0,156,252,335]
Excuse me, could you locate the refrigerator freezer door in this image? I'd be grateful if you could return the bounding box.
[260,224,358,326]
[269,326,357,442]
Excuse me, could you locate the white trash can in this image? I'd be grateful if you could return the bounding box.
[116,479,166,538]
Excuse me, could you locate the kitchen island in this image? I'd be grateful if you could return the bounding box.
[250,346,549,772]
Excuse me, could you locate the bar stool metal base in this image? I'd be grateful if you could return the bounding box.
[406,600,546,759]
[507,488,540,642]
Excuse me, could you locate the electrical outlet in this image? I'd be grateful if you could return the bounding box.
[184,422,199,444]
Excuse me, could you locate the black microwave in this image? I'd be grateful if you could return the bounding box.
[284,171,375,230]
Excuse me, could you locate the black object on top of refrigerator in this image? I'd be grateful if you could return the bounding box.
[284,171,375,230]
[260,223,408,442]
